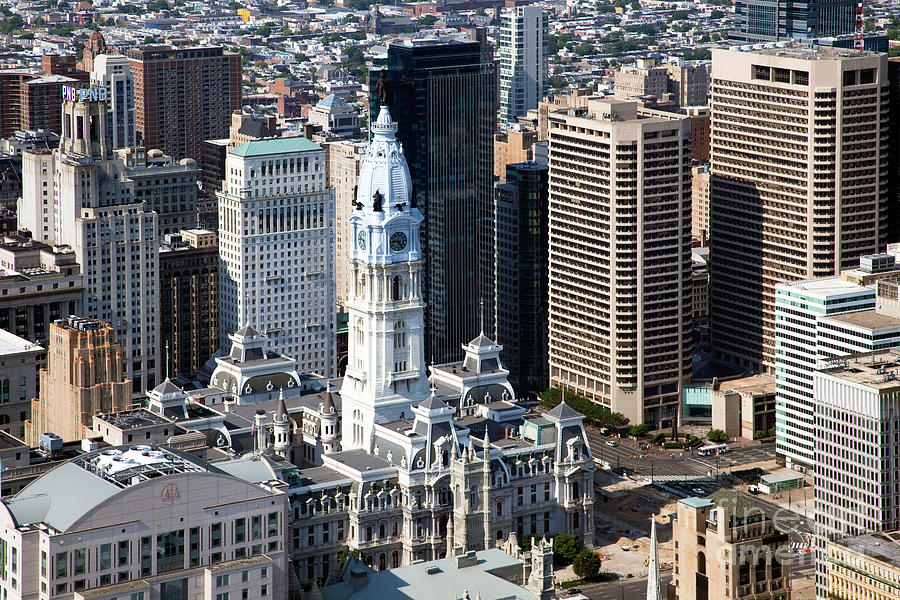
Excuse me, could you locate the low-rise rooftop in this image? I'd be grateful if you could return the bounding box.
[822,309,900,331]
[833,530,900,567]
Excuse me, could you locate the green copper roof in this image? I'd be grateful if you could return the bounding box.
[230,136,321,157]
[680,497,714,509]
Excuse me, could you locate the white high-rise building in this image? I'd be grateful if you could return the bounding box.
[18,93,159,392]
[814,350,900,599]
[498,5,547,122]
[341,106,431,449]
[774,252,900,471]
[90,54,136,149]
[218,137,336,377]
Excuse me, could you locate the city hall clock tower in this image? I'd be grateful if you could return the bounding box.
[342,106,430,450]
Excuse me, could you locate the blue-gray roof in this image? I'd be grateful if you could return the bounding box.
[322,549,536,600]
[317,93,348,108]
[5,462,120,531]
[231,136,321,157]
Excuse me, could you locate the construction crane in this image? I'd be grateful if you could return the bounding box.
[855,1,865,51]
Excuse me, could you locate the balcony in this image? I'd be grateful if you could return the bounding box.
[389,369,420,383]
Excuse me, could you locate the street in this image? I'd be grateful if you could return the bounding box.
[585,427,776,478]
[568,573,672,600]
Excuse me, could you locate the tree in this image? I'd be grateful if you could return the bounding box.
[255,25,271,37]
[144,35,158,44]
[573,549,601,579]
[418,14,437,27]
[628,424,650,438]
[573,42,594,56]
[476,7,485,15]
[338,549,363,568]
[671,9,688,20]
[709,9,724,19]
[553,533,579,565]
[707,429,728,443]
[0,15,24,34]
[280,24,292,34]
[148,0,169,11]
[539,387,628,430]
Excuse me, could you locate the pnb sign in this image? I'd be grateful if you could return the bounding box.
[61,85,107,103]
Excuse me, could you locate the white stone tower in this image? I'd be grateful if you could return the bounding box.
[272,389,291,458]
[341,106,430,449]
[319,383,340,454]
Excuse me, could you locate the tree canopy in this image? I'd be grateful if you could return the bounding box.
[540,387,628,430]
[573,549,602,579]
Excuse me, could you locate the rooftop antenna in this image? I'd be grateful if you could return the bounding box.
[479,298,485,336]
[165,339,170,380]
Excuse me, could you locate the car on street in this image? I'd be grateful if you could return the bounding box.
[605,440,618,447]
[566,589,582,595]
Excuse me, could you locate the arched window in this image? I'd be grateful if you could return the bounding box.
[496,529,503,540]
[391,551,400,568]
[571,481,580,501]
[378,553,386,571]
[392,275,403,301]
[698,552,707,576]
[356,319,365,348]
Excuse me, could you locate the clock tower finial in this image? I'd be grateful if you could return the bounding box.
[342,104,430,450]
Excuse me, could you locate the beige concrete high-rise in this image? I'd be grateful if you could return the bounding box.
[26,316,131,445]
[672,492,791,600]
[547,98,692,426]
[325,140,366,307]
[709,45,889,372]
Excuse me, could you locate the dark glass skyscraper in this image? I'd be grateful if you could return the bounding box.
[730,0,856,43]
[495,162,549,396]
[369,39,496,364]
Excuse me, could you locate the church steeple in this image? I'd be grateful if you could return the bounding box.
[342,105,430,450]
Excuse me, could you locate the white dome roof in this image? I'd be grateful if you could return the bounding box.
[355,106,411,213]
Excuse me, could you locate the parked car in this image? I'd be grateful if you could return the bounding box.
[606,440,618,447]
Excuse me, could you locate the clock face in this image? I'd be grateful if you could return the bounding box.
[357,230,367,250]
[390,231,408,252]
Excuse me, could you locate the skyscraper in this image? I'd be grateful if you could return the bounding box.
[325,140,367,307]
[495,161,549,395]
[128,45,241,160]
[26,316,131,445]
[159,229,219,378]
[709,45,888,372]
[217,137,336,377]
[498,5,547,122]
[90,53,136,149]
[547,99,693,426]
[369,39,496,365]
[730,0,856,43]
[19,91,160,392]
